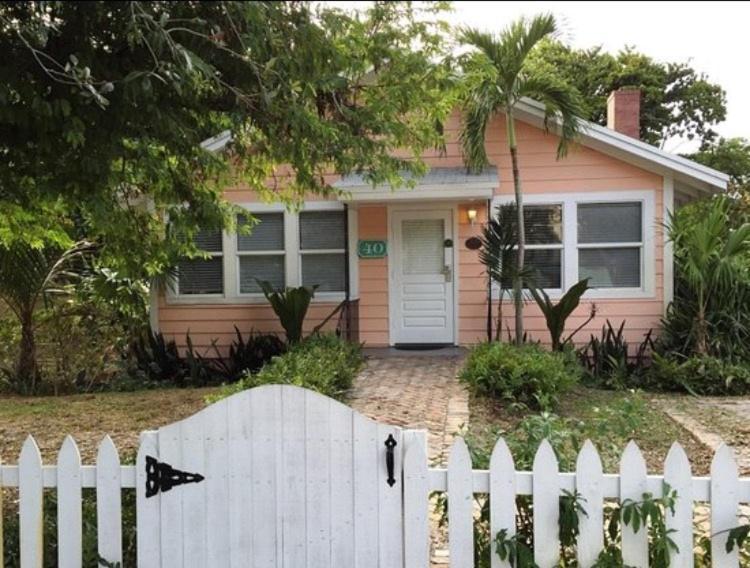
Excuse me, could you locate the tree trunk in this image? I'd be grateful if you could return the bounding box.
[507,110,525,345]
[495,291,504,341]
[16,311,38,394]
[695,296,708,356]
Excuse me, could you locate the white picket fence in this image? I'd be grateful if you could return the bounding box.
[1,433,749,567]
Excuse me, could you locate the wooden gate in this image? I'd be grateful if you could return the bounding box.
[135,384,405,568]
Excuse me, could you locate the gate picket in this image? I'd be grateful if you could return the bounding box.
[330,396,355,568]
[448,437,473,568]
[620,441,649,568]
[711,445,739,567]
[203,400,230,567]
[281,386,307,568]
[181,410,206,567]
[136,430,160,567]
[576,440,603,567]
[353,411,379,568]
[378,423,404,568]
[306,389,332,567]
[57,436,82,568]
[97,436,122,567]
[158,420,183,566]
[403,431,429,568]
[19,436,43,568]
[664,442,693,568]
[533,440,560,568]
[490,437,515,568]
[227,387,253,568]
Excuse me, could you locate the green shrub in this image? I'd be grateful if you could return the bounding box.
[644,354,750,395]
[211,334,363,402]
[579,320,654,390]
[459,342,579,410]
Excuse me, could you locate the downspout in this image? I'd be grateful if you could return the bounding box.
[344,203,352,340]
[486,198,492,342]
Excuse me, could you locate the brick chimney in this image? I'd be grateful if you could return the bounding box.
[607,88,641,139]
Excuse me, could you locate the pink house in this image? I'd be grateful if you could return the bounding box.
[151,90,729,352]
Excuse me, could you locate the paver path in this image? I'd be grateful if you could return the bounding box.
[348,349,469,466]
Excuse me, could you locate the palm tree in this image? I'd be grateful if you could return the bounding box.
[459,14,584,344]
[669,197,750,355]
[0,241,91,393]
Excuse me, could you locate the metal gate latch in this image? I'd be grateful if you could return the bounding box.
[145,456,205,498]
[385,434,397,487]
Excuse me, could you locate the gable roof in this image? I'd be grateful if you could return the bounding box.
[514,98,729,193]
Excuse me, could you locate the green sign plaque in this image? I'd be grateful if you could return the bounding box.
[358,239,387,258]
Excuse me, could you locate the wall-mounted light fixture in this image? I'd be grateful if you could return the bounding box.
[467,208,478,225]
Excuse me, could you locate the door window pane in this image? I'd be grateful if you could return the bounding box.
[403,219,443,275]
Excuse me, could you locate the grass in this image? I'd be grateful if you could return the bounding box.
[0,387,219,463]
[468,386,713,475]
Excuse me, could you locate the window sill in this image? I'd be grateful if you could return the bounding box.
[165,293,350,306]
[491,287,655,301]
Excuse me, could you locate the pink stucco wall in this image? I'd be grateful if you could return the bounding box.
[157,110,665,351]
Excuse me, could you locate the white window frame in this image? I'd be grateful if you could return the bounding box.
[235,210,286,298]
[167,201,353,304]
[492,190,656,300]
[298,209,348,298]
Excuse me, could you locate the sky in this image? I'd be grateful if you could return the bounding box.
[328,1,749,154]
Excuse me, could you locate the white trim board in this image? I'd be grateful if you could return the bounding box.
[514,98,728,194]
[492,190,657,300]
[165,200,357,305]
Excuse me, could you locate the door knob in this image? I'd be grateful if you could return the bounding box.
[442,265,452,282]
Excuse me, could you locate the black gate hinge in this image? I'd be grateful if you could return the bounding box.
[145,456,205,498]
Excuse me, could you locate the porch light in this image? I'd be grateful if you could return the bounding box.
[467,208,478,225]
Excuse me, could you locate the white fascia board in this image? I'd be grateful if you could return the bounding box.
[513,99,729,193]
[339,184,494,203]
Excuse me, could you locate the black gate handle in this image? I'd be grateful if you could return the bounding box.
[385,434,397,487]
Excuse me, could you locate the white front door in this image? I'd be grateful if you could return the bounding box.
[390,209,455,345]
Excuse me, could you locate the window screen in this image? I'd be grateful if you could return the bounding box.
[177,229,224,295]
[237,212,285,293]
[299,210,346,292]
[577,202,643,288]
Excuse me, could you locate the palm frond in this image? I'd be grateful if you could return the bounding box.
[459,77,499,173]
[519,73,585,158]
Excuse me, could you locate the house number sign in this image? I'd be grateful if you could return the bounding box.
[358,239,387,258]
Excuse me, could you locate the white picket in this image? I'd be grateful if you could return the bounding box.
[280,386,307,568]
[448,437,474,568]
[490,437,516,568]
[19,435,43,568]
[136,430,161,567]
[664,442,693,568]
[403,432,430,568]
[225,391,252,568]
[158,419,184,566]
[180,408,207,567]
[377,422,404,568]
[353,411,379,568]
[533,440,560,568]
[97,435,122,566]
[251,385,282,568]
[306,388,332,567]
[330,398,355,568]
[711,444,739,567]
[203,400,230,568]
[620,441,649,567]
[576,440,603,568]
[57,436,82,568]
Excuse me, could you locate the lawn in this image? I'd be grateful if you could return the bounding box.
[0,387,218,463]
[468,386,713,475]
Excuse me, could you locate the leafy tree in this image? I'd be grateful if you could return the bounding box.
[0,1,454,280]
[528,40,727,147]
[0,241,91,393]
[459,14,584,344]
[687,137,750,193]
[667,196,750,356]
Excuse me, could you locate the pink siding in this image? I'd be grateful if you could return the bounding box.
[157,109,666,350]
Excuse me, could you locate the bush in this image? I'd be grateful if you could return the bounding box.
[579,320,653,390]
[644,353,750,396]
[212,334,363,402]
[459,342,579,410]
[124,328,285,388]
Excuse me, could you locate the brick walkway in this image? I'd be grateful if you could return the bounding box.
[348,348,469,466]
